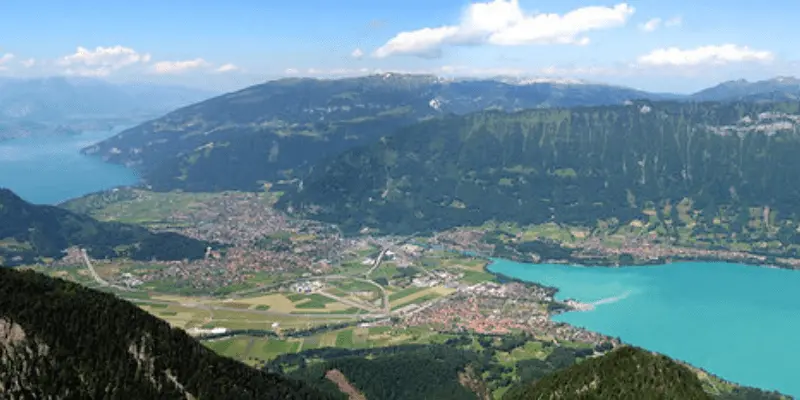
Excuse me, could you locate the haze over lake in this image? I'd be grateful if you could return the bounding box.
[488,259,799,397]
[0,128,138,204]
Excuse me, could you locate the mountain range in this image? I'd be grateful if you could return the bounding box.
[0,188,210,266]
[693,77,800,103]
[0,77,217,121]
[0,77,217,140]
[82,74,800,193]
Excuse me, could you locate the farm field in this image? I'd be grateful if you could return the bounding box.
[388,286,455,309]
[132,298,356,331]
[202,325,460,364]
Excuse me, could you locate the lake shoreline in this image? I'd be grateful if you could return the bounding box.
[482,242,800,272]
[0,128,139,205]
[485,256,798,398]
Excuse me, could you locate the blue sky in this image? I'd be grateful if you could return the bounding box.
[0,0,798,93]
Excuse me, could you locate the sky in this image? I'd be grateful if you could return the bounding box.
[0,0,798,93]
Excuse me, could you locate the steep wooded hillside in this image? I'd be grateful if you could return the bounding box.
[278,101,800,245]
[83,74,666,191]
[503,346,711,400]
[0,268,332,399]
[0,188,211,266]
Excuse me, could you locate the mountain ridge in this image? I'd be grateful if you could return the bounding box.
[81,73,800,194]
[275,99,800,263]
[80,73,674,192]
[691,76,800,102]
[0,187,211,266]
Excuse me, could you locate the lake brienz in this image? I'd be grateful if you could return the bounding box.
[489,259,799,396]
[0,128,138,204]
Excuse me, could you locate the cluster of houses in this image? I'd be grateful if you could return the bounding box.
[290,280,324,293]
[120,273,143,288]
[411,270,463,288]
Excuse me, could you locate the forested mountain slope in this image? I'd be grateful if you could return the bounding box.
[503,346,712,400]
[269,342,785,400]
[0,188,210,266]
[0,268,331,399]
[83,74,667,192]
[278,100,800,240]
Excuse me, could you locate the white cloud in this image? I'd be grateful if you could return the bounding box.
[373,1,634,58]
[0,53,12,71]
[20,58,35,68]
[485,3,633,46]
[59,46,150,69]
[664,16,683,27]
[0,53,13,71]
[215,63,239,73]
[639,18,661,32]
[639,16,681,32]
[58,46,150,77]
[638,44,774,67]
[151,58,208,74]
[375,26,460,58]
[284,68,300,75]
[350,48,365,59]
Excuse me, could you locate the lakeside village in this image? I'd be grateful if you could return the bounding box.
[431,226,800,269]
[47,191,620,347]
[187,278,611,347]
[58,238,613,348]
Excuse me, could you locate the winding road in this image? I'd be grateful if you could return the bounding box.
[81,248,133,292]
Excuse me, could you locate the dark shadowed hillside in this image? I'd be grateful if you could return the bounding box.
[502,346,712,400]
[265,342,787,400]
[0,188,211,266]
[0,268,334,399]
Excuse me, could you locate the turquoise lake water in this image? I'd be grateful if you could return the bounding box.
[0,128,138,204]
[488,259,799,396]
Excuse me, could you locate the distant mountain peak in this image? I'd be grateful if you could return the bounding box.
[369,73,444,84]
[722,78,750,86]
[377,72,434,79]
[768,76,800,84]
[491,75,589,85]
[692,76,800,101]
[0,187,23,202]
